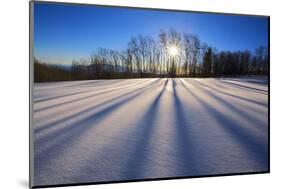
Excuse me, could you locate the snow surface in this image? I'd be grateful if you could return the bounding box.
[33,78,268,186]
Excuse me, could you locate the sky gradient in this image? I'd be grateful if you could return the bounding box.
[34,2,269,65]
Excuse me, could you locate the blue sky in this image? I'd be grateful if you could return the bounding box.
[34,2,268,65]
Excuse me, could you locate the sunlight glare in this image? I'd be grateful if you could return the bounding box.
[168,46,179,57]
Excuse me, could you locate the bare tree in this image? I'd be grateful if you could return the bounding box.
[159,29,168,75]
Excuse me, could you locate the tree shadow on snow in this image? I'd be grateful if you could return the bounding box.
[34,79,160,134]
[34,79,151,113]
[123,78,168,179]
[34,79,162,173]
[171,79,212,176]
[188,79,268,132]
[193,79,267,108]
[34,79,150,103]
[180,79,268,169]
[219,80,268,94]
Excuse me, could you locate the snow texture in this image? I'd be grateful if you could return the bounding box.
[33,78,268,186]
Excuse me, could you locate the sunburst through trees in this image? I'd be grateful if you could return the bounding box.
[34,28,268,82]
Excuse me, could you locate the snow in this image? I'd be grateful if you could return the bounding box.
[32,78,268,186]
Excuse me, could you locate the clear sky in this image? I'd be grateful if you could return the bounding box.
[34,2,268,65]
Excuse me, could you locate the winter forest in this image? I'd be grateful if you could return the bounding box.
[34,28,268,82]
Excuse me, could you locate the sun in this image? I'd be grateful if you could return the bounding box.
[168,46,179,57]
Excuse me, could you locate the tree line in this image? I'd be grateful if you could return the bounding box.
[34,28,268,82]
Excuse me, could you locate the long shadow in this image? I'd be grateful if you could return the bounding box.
[123,78,168,179]
[172,79,210,175]
[220,80,268,94]
[34,80,131,99]
[34,79,132,94]
[34,79,152,113]
[188,79,268,132]
[39,80,101,90]
[209,78,268,98]
[208,79,266,95]
[34,79,150,103]
[34,79,163,159]
[193,79,267,108]
[34,79,165,181]
[34,79,161,135]
[180,79,268,168]
[223,78,268,85]
[62,79,127,89]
